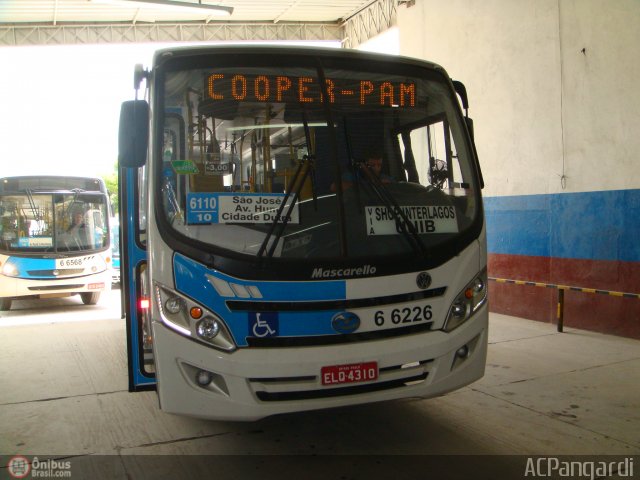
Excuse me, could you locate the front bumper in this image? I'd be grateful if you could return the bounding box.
[0,270,111,299]
[152,303,488,421]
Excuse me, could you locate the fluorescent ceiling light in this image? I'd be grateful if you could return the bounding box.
[91,0,233,16]
[226,123,328,132]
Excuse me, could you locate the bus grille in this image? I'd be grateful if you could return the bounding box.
[28,284,84,291]
[249,358,432,402]
[246,322,433,347]
[27,269,85,277]
[227,287,446,313]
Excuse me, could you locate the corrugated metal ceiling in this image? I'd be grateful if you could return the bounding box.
[0,0,375,24]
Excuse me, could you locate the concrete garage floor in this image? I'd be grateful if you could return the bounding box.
[0,291,638,479]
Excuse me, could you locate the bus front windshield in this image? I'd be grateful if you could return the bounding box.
[157,53,481,262]
[0,193,109,253]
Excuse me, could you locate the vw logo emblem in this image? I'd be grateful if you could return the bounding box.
[331,312,361,334]
[416,272,432,290]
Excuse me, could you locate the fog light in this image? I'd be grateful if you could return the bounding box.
[196,317,220,339]
[456,345,469,358]
[196,370,213,387]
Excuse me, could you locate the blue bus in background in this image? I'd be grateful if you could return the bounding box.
[0,175,112,310]
[110,219,120,285]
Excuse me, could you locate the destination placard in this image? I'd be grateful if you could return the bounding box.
[365,205,458,235]
[17,237,53,247]
[187,192,299,225]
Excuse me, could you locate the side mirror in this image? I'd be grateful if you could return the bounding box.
[464,116,475,142]
[452,80,484,189]
[118,100,149,168]
[452,80,475,142]
[451,80,469,116]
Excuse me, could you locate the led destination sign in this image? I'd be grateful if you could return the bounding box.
[207,73,416,108]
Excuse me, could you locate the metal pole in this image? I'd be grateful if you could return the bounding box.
[557,288,565,332]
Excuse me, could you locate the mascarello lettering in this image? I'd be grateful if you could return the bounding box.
[311,265,377,279]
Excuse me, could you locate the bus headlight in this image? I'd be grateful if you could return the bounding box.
[164,296,184,315]
[155,283,236,352]
[196,317,220,339]
[443,269,487,332]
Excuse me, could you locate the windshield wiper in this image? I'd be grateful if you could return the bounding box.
[60,188,83,225]
[343,118,363,214]
[315,59,348,257]
[24,188,43,225]
[256,154,313,260]
[257,109,316,260]
[342,119,427,258]
[258,58,346,261]
[355,163,429,259]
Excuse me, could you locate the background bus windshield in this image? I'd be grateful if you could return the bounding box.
[0,193,108,253]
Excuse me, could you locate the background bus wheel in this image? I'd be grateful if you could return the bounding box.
[0,298,11,311]
[80,292,100,305]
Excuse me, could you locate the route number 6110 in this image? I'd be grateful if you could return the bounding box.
[189,196,217,210]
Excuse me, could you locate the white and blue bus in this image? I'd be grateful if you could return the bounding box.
[119,45,487,420]
[110,218,121,285]
[0,176,112,311]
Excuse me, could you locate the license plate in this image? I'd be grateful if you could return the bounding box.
[321,361,378,386]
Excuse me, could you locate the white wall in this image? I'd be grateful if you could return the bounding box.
[559,1,640,193]
[397,0,640,197]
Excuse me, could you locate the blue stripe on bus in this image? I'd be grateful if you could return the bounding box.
[174,253,346,302]
[173,253,346,345]
[484,189,640,262]
[5,257,56,278]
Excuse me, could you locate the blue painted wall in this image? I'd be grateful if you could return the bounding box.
[484,189,640,263]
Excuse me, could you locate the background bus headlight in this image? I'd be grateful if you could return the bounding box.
[443,269,487,332]
[1,262,19,277]
[155,283,236,351]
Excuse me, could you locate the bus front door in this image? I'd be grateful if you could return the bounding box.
[120,166,157,391]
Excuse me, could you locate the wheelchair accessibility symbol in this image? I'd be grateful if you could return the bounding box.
[249,312,279,338]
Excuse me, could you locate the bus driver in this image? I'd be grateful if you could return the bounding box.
[67,209,88,247]
[331,147,394,192]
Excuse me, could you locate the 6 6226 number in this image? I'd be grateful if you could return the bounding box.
[374,305,432,327]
